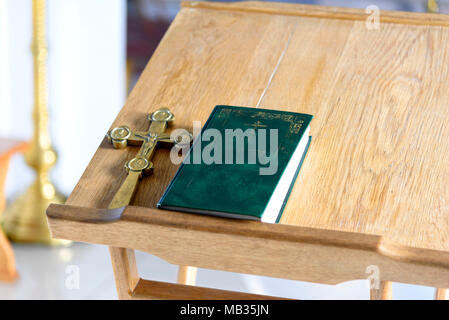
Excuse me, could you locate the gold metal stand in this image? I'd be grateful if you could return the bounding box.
[1,0,67,245]
[427,0,440,13]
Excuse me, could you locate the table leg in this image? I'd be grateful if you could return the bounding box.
[0,229,18,282]
[0,155,11,213]
[177,266,197,286]
[109,247,140,300]
[0,153,18,282]
[435,288,448,300]
[370,281,392,300]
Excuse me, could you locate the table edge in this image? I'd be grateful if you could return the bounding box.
[47,203,449,268]
[182,1,449,26]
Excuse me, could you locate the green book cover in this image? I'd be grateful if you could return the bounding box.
[158,105,313,223]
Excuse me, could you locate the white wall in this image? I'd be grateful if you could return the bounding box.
[0,0,12,137]
[1,0,127,197]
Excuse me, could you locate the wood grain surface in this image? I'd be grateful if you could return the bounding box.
[52,1,449,285]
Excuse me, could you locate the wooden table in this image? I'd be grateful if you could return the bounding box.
[0,139,27,282]
[47,1,449,300]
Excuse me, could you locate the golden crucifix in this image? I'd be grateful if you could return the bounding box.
[107,108,191,209]
[107,108,197,291]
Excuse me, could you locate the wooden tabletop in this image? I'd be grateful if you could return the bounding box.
[63,2,449,259]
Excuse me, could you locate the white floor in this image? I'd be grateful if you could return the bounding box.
[0,242,438,300]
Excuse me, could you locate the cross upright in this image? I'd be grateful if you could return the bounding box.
[107,108,191,209]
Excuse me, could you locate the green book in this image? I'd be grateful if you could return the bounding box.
[158,105,313,223]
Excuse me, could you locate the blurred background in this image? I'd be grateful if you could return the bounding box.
[0,0,446,299]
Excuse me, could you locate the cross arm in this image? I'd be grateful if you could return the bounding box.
[155,132,193,148]
[108,126,147,149]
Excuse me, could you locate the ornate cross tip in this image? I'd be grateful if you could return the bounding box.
[106,108,192,209]
[108,108,175,149]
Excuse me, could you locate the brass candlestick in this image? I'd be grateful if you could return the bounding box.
[1,0,67,245]
[427,0,440,13]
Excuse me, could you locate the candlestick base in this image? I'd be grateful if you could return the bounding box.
[1,181,70,246]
